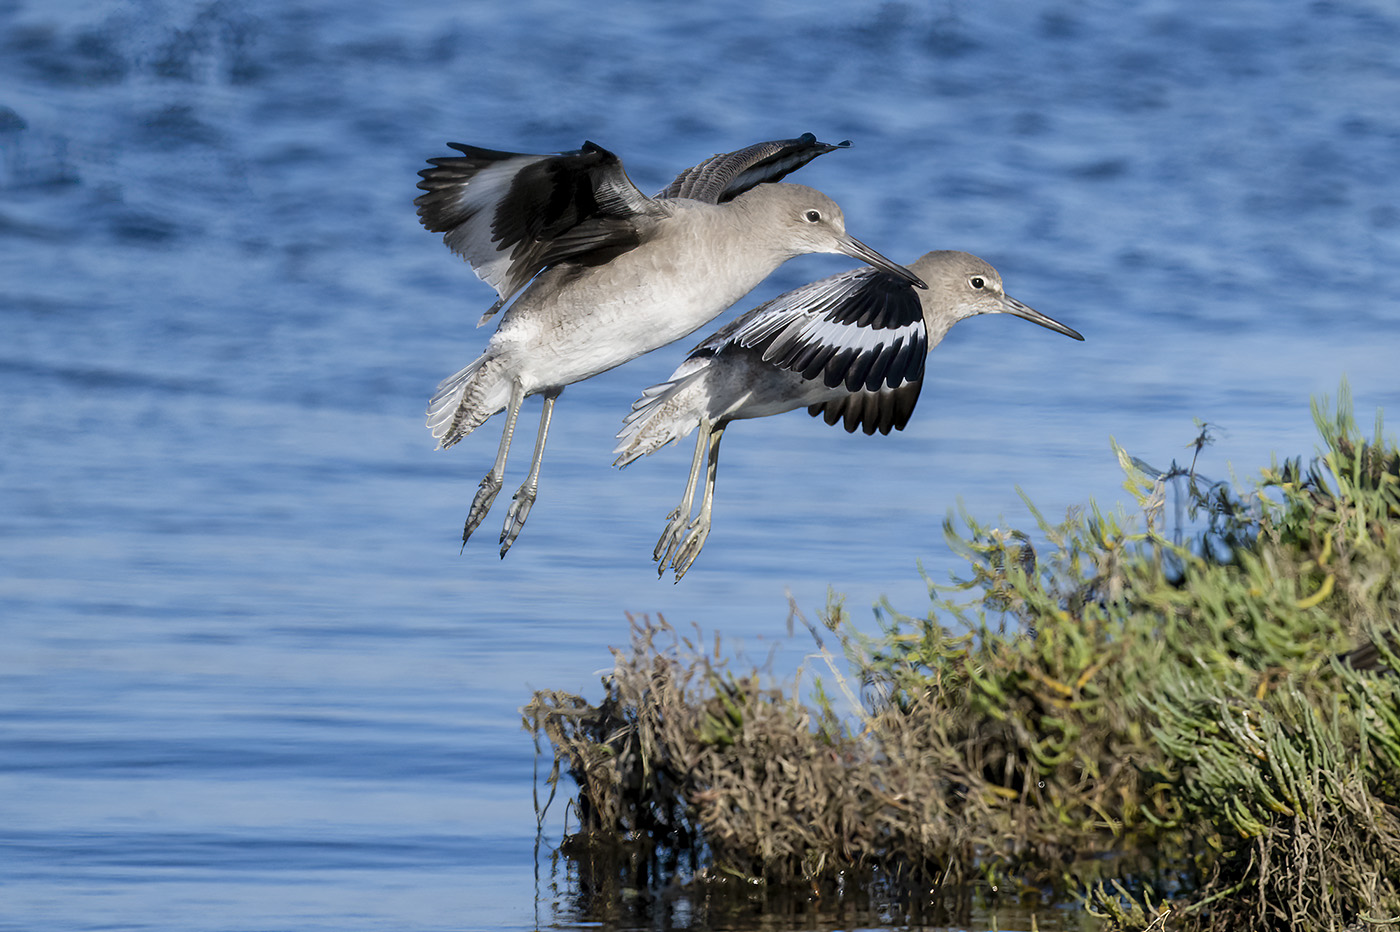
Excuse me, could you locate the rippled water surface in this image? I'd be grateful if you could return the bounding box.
[4,1,1400,929]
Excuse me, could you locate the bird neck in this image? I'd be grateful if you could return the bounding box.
[690,200,793,269]
[923,313,960,345]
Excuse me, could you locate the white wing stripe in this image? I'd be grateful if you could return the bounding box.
[436,157,549,298]
[726,271,873,349]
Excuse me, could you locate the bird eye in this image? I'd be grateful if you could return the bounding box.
[804,209,821,223]
[969,276,986,289]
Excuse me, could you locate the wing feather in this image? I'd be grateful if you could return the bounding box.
[656,133,850,204]
[724,267,927,392]
[807,380,924,436]
[415,141,663,308]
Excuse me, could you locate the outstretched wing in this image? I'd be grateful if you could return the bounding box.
[656,133,850,204]
[683,267,928,436]
[415,141,666,314]
[724,267,927,392]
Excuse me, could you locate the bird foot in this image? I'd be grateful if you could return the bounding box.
[653,506,689,572]
[670,519,711,582]
[499,481,538,557]
[463,473,503,545]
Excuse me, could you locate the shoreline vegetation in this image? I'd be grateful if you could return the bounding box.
[526,384,1400,931]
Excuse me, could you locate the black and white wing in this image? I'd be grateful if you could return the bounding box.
[727,267,927,392]
[656,133,850,204]
[686,267,927,436]
[415,141,665,317]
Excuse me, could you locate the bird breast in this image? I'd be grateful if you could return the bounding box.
[490,211,788,389]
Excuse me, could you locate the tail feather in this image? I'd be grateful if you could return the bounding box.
[613,363,710,467]
[426,354,503,449]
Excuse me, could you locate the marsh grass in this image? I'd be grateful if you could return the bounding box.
[526,385,1400,931]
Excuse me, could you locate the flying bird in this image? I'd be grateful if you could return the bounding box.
[614,250,1084,580]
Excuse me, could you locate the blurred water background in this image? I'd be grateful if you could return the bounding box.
[3,0,1399,929]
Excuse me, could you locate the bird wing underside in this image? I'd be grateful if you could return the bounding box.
[720,267,927,392]
[415,141,664,308]
[807,379,924,436]
[655,133,850,204]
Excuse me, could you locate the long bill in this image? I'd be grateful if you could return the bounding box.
[837,235,927,289]
[1001,295,1085,341]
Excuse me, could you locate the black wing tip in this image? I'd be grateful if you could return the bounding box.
[414,144,496,199]
[580,140,617,158]
[415,162,457,199]
[795,132,851,148]
[662,134,854,203]
[797,132,852,156]
[435,141,519,161]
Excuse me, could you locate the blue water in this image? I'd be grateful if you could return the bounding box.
[3,1,1399,929]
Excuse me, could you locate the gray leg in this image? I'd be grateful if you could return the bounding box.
[654,422,709,572]
[672,423,725,581]
[499,387,561,557]
[463,380,525,547]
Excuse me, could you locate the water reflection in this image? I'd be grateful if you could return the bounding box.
[541,843,1097,932]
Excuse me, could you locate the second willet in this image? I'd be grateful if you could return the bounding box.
[614,251,1084,580]
[417,134,923,556]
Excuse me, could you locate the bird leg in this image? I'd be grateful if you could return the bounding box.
[671,423,725,581]
[655,422,709,571]
[499,387,560,557]
[463,380,525,547]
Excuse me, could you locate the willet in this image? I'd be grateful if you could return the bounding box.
[613,250,1084,580]
[416,135,923,555]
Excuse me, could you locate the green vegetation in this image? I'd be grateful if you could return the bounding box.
[526,385,1400,931]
